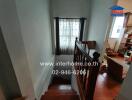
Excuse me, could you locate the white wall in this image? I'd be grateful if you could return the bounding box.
[51,0,90,43]
[51,0,90,18]
[0,27,22,99]
[87,0,117,52]
[0,0,54,99]
[15,0,54,99]
[0,0,35,99]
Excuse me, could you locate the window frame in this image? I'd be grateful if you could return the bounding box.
[55,17,86,55]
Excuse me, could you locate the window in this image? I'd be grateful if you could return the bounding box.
[55,18,85,55]
[59,19,80,54]
[110,16,125,38]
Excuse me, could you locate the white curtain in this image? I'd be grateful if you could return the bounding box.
[59,19,80,54]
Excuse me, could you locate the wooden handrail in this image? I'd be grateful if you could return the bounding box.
[74,38,100,100]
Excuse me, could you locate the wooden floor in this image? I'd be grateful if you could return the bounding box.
[41,73,121,100]
[94,73,121,100]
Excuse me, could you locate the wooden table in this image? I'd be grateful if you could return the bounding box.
[107,56,130,68]
[105,55,130,81]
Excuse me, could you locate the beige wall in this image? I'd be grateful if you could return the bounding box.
[118,0,132,13]
[118,0,132,26]
[107,38,117,49]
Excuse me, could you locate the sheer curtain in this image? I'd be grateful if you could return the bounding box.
[59,19,80,54]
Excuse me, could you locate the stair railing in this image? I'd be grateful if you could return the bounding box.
[74,38,100,100]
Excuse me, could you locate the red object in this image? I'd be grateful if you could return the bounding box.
[112,10,123,14]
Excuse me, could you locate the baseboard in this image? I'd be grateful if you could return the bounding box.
[34,56,55,100]
[41,67,53,95]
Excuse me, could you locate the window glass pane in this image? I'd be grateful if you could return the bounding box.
[59,19,80,53]
[110,16,125,38]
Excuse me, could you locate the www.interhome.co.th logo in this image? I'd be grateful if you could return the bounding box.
[111,5,124,16]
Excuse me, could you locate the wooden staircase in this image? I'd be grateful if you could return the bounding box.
[41,76,80,100]
[41,38,100,100]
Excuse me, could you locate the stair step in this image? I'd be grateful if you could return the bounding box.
[41,76,79,100]
[48,84,72,90]
[45,91,77,95]
[51,76,71,84]
[41,94,80,100]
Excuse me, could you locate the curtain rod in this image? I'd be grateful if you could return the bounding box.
[54,17,87,20]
